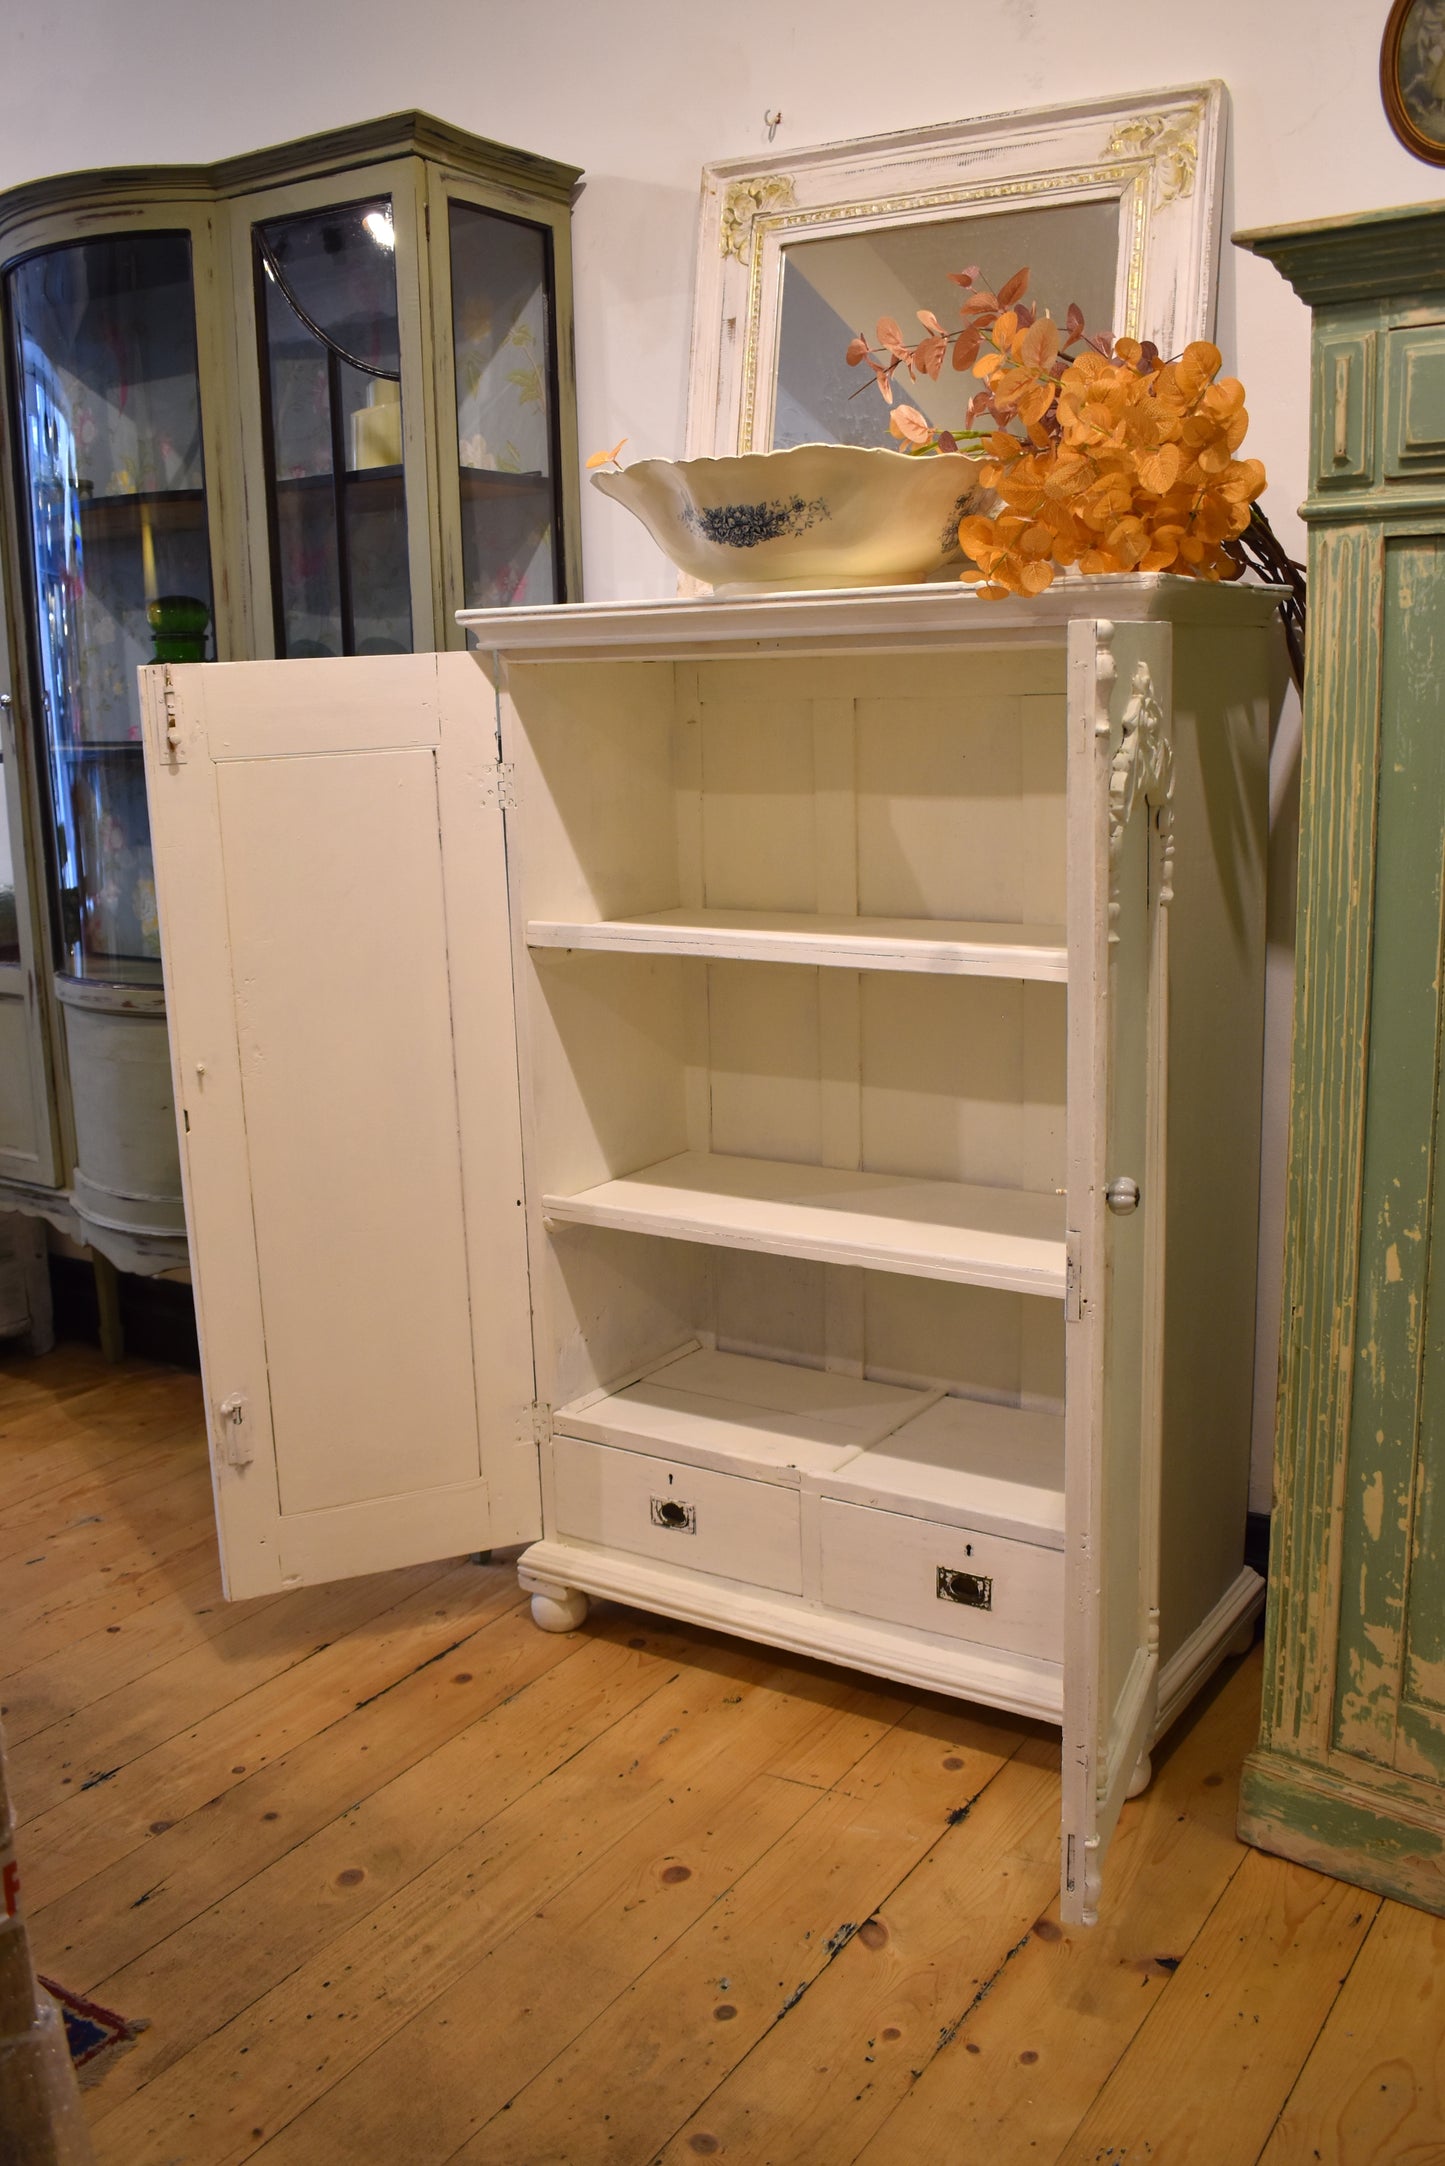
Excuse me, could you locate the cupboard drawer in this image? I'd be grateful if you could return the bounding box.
[551,1431,803,1593]
[819,1497,1062,1660]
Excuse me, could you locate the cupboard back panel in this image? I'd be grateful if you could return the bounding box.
[531,951,1065,1196]
[504,650,1068,933]
[537,1224,1064,1421]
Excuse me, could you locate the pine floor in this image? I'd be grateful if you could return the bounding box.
[2,1345,1442,2166]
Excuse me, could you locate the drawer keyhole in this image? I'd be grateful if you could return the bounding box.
[936,1566,992,1610]
[651,1497,696,1534]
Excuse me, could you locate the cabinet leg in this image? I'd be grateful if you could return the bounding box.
[92,1251,124,1365]
[530,1585,589,1634]
[1228,1616,1257,1659]
[1126,1751,1153,1800]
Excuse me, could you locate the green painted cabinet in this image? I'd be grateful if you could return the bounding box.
[1236,203,1445,1909]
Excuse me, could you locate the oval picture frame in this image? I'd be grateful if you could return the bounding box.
[1382,0,1445,164]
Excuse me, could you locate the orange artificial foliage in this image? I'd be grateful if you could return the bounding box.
[848,273,1266,597]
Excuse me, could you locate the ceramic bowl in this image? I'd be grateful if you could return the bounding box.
[590,442,985,592]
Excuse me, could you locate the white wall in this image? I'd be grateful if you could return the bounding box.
[1,0,1432,586]
[0,0,1433,1503]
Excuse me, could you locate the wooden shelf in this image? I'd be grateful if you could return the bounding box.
[556,1342,1063,1546]
[276,466,404,490]
[269,465,547,495]
[541,1150,1067,1297]
[557,1343,938,1484]
[459,466,549,499]
[528,908,1068,981]
[820,1393,1065,1547]
[77,486,206,541]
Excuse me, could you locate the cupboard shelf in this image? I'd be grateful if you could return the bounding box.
[557,1343,937,1483]
[526,907,1069,980]
[272,466,549,495]
[541,1148,1068,1296]
[76,486,207,541]
[556,1343,1065,1547]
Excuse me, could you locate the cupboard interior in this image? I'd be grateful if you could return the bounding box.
[503,642,1074,1601]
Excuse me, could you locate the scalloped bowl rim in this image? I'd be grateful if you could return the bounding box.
[599,442,980,479]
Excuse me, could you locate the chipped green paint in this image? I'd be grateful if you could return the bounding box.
[1240,1748,1445,1913]
[1234,208,1445,1916]
[1334,538,1445,1770]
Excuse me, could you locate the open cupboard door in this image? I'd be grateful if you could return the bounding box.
[1060,619,1169,1926]
[140,652,540,1599]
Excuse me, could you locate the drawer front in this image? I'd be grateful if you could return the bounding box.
[819,1497,1062,1661]
[1314,331,1376,488]
[1386,324,1445,478]
[551,1432,803,1593]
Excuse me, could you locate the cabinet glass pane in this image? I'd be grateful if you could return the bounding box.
[255,197,412,658]
[449,200,562,607]
[7,232,213,981]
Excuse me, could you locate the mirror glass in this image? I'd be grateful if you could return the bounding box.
[772,199,1120,449]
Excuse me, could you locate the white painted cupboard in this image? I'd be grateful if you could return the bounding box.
[140,576,1276,1923]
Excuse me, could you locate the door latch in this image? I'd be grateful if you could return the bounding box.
[216,1393,253,1469]
[161,667,187,766]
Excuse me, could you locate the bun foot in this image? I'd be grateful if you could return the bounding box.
[530,1584,589,1633]
[1126,1751,1153,1800]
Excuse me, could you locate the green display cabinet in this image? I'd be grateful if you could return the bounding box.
[0,112,581,1273]
[1236,202,1445,1913]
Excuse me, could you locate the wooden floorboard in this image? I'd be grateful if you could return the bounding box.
[2,1344,1440,2166]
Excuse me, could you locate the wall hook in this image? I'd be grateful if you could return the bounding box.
[764,109,782,143]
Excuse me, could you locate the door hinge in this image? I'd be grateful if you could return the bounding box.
[1065,1230,1084,1322]
[532,1403,552,1447]
[161,666,187,766]
[484,761,518,810]
[216,1393,253,1469]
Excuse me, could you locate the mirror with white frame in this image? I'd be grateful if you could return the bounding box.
[685,85,1227,458]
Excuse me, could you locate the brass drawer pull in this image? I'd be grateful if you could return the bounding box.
[937,1566,992,1610]
[650,1497,696,1534]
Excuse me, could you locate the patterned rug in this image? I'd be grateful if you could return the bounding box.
[39,1977,150,2089]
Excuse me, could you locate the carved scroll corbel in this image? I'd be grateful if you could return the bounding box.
[1108,658,1175,940]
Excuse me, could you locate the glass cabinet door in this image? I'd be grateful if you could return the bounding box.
[448,200,563,609]
[254,197,412,657]
[7,231,214,982]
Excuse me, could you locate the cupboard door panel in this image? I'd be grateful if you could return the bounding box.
[1059,619,1168,1926]
[1385,323,1445,479]
[141,651,538,1597]
[216,748,479,1513]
